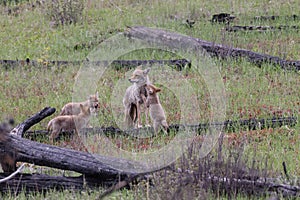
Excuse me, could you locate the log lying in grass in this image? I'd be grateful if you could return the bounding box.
[225,25,299,32]
[253,15,299,21]
[206,174,300,198]
[211,13,235,23]
[24,116,298,138]
[0,59,190,70]
[0,173,117,194]
[0,108,151,195]
[125,26,300,71]
[169,170,300,198]
[0,112,149,177]
[0,132,148,177]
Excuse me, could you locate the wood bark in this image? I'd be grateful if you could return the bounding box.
[225,25,299,32]
[0,107,145,178]
[253,15,299,21]
[206,174,300,198]
[125,26,300,71]
[1,130,148,178]
[10,107,56,137]
[0,173,117,194]
[0,107,150,195]
[0,59,190,70]
[24,116,298,138]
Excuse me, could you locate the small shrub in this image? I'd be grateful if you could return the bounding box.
[44,0,84,26]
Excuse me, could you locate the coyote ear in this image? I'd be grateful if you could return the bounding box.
[95,91,99,98]
[80,104,84,110]
[143,67,151,75]
[151,84,160,92]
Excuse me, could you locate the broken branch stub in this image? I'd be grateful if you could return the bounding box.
[10,107,56,137]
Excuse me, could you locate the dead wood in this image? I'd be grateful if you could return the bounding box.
[24,116,298,139]
[253,15,299,21]
[0,173,117,194]
[211,13,235,23]
[0,108,151,195]
[226,25,299,32]
[0,59,190,70]
[0,130,148,177]
[125,26,300,71]
[10,107,56,137]
[164,153,300,198]
[206,174,300,198]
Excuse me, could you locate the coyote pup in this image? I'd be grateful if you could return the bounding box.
[60,92,99,116]
[48,104,91,142]
[146,84,168,135]
[123,66,151,128]
[0,120,16,173]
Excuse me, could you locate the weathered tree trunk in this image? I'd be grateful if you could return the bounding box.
[0,107,148,177]
[253,15,299,21]
[0,59,190,70]
[10,107,56,137]
[24,116,298,138]
[1,130,148,178]
[225,25,299,32]
[206,174,300,198]
[125,26,300,71]
[0,173,117,194]
[0,108,150,196]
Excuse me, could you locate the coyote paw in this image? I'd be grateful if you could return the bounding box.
[145,124,151,127]
[136,124,143,128]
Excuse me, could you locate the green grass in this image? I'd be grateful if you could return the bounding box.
[0,0,299,199]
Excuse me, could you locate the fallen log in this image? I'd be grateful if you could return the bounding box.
[24,116,298,138]
[225,25,299,32]
[206,174,300,198]
[166,152,300,198]
[0,173,117,194]
[0,59,190,70]
[125,26,300,71]
[211,13,235,23]
[1,125,149,178]
[0,107,147,195]
[253,15,299,21]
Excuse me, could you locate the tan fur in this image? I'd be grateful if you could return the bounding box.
[48,104,91,143]
[146,84,168,136]
[123,66,151,128]
[60,92,99,116]
[0,154,16,173]
[0,120,17,173]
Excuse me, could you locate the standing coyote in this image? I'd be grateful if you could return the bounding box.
[146,84,168,135]
[60,92,99,116]
[48,104,91,143]
[123,66,151,128]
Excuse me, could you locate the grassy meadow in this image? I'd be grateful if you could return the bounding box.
[0,0,299,199]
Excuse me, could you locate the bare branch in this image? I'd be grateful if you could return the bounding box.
[0,163,25,183]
